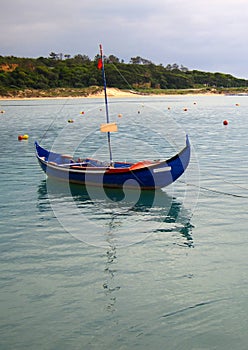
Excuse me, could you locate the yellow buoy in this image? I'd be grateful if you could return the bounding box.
[18,134,29,140]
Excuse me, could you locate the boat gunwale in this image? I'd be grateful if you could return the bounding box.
[35,146,188,175]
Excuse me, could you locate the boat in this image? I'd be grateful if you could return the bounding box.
[35,45,190,190]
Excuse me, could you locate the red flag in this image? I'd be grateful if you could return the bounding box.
[97,58,103,70]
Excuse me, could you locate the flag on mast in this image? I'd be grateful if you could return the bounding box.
[97,58,103,70]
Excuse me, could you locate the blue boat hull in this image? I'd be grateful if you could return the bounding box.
[35,136,190,190]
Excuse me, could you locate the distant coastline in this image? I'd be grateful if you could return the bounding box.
[1,87,248,101]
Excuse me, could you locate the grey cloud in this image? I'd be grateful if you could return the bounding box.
[1,0,248,78]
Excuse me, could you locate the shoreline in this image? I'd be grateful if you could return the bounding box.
[0,87,243,101]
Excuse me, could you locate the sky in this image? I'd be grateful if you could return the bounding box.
[1,0,248,78]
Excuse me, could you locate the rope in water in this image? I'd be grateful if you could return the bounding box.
[40,99,72,142]
[179,180,248,199]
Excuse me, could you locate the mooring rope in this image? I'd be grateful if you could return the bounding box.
[111,63,136,92]
[179,180,248,199]
[40,99,71,142]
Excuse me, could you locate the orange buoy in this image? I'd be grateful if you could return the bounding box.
[235,103,240,106]
[223,120,228,126]
[18,134,29,140]
[118,114,122,118]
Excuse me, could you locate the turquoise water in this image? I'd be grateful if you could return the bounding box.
[1,95,248,349]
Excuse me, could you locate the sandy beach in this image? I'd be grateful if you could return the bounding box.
[0,88,144,101]
[87,88,143,98]
[0,87,220,101]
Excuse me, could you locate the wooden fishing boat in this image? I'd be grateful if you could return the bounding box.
[35,45,190,190]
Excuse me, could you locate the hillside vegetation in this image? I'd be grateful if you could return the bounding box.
[0,53,248,97]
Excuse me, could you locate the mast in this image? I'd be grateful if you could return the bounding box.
[99,44,113,165]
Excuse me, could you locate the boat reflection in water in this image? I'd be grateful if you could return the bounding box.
[37,178,194,248]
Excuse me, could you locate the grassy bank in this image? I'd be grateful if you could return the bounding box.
[136,87,248,95]
[0,86,103,99]
[1,86,248,99]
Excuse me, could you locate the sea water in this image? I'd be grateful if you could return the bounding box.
[0,95,248,349]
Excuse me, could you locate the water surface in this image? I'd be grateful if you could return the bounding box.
[1,95,248,349]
